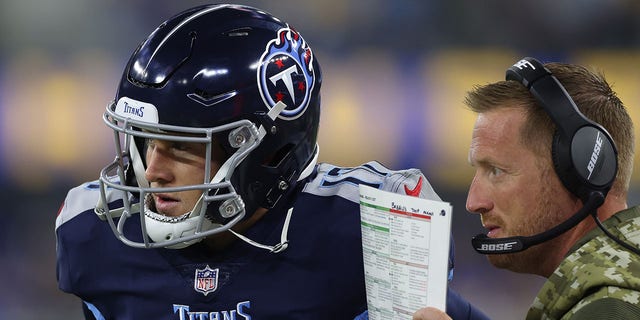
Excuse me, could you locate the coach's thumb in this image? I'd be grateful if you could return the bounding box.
[413,307,452,320]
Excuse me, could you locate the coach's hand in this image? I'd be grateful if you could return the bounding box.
[413,307,452,320]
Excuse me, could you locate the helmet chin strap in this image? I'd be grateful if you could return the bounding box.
[229,207,293,253]
[227,144,319,253]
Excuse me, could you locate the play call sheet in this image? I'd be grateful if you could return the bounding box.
[359,184,452,320]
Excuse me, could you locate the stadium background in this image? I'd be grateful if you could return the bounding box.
[1,1,639,319]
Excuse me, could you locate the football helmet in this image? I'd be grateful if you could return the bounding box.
[96,4,321,249]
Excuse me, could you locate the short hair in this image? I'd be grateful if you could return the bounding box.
[465,62,634,197]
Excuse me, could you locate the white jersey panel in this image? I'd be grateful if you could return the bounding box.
[303,161,441,203]
[55,180,125,230]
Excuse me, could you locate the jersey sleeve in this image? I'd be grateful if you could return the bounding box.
[56,180,121,294]
[56,182,99,294]
[446,288,490,320]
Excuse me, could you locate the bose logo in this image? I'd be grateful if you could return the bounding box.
[477,241,518,252]
[587,132,604,180]
[513,59,536,70]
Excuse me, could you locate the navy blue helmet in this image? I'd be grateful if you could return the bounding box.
[97,4,322,248]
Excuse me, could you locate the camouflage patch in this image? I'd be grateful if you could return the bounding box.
[526,207,640,320]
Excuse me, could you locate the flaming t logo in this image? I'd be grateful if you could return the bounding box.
[257,27,316,120]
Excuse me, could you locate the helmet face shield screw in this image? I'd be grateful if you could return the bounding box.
[220,198,242,218]
[229,126,253,148]
[235,134,246,146]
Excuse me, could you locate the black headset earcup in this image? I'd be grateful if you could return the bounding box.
[552,125,618,202]
[507,57,618,202]
[551,130,580,197]
[570,126,618,189]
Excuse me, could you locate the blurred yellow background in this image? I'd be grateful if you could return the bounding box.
[1,1,639,319]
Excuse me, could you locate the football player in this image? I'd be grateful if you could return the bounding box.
[55,4,488,319]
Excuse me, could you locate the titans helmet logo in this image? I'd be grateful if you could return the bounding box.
[257,27,316,120]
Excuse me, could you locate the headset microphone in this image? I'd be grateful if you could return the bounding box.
[472,192,604,254]
[472,57,619,255]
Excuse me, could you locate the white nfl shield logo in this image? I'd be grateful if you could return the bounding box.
[194,265,219,296]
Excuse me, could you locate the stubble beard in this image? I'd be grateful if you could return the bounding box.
[487,183,568,275]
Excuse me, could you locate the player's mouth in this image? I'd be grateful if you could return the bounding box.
[152,193,181,215]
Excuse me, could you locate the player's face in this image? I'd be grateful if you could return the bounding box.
[144,136,222,217]
[466,107,577,275]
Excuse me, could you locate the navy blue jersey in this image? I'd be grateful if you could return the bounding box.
[56,161,488,320]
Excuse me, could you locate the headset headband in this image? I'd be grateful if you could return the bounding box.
[506,57,617,202]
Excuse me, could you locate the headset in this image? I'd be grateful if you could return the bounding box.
[471,57,639,255]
